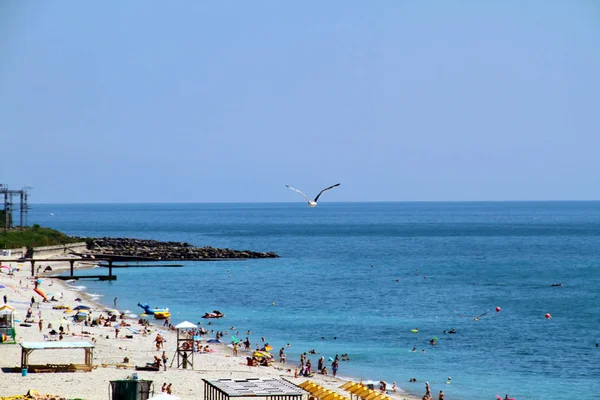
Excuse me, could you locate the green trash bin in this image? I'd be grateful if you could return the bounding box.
[109,380,153,400]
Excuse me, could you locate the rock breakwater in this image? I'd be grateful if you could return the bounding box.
[88,237,279,260]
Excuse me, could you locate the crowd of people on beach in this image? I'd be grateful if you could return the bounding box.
[2,266,521,400]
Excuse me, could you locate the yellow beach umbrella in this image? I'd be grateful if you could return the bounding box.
[350,386,371,397]
[321,393,341,400]
[340,382,359,390]
[366,389,383,399]
[312,388,329,397]
[364,392,381,400]
[299,381,315,389]
[310,387,326,395]
[354,388,372,398]
[347,386,366,394]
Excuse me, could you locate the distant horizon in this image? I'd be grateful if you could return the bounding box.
[30,199,600,205]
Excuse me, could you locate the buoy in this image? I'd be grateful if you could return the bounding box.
[545,313,552,319]
[495,306,501,312]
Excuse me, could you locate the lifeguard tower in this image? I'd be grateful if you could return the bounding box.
[0,304,16,344]
[174,321,197,369]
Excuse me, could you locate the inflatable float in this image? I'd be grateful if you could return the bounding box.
[153,311,171,319]
[137,303,170,319]
[34,288,48,302]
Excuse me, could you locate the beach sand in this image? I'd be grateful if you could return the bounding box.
[0,259,420,400]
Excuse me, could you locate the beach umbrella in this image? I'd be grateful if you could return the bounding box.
[36,279,43,283]
[0,265,10,269]
[207,339,220,344]
[174,321,197,329]
[105,309,119,314]
[231,336,240,343]
[321,393,341,400]
[340,382,358,390]
[351,387,371,397]
[73,305,91,311]
[313,388,330,397]
[299,381,316,389]
[346,385,365,394]
[0,284,6,289]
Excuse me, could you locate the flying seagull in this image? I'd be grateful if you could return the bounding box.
[285,183,340,207]
[460,311,490,322]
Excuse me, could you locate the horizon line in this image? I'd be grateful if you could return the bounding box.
[29,199,600,205]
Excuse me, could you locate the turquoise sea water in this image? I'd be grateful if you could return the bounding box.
[29,202,600,400]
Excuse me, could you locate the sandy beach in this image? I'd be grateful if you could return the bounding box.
[0,259,420,400]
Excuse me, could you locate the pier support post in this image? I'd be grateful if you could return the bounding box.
[30,260,36,277]
[108,260,113,278]
[69,260,75,277]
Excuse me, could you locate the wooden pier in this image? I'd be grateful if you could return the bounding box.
[54,275,117,281]
[97,263,183,268]
[19,257,116,280]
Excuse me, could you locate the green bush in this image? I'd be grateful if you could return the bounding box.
[0,226,81,249]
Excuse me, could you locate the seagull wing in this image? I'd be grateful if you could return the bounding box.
[313,183,341,203]
[285,185,312,203]
[475,311,490,319]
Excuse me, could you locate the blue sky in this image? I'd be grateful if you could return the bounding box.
[1,1,598,203]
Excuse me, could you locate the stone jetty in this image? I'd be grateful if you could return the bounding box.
[86,237,279,260]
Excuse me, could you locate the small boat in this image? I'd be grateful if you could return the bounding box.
[202,310,224,319]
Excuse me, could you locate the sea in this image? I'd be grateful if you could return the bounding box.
[28,202,600,400]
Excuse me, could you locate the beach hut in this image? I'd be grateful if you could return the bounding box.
[0,304,16,344]
[174,321,197,369]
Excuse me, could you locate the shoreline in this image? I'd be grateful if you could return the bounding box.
[0,259,421,400]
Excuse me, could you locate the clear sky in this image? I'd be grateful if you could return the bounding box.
[1,1,598,203]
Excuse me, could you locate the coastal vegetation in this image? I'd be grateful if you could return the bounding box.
[0,224,82,249]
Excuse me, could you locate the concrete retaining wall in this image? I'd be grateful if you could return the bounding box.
[0,242,87,260]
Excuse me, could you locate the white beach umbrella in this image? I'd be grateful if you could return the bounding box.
[174,321,197,329]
